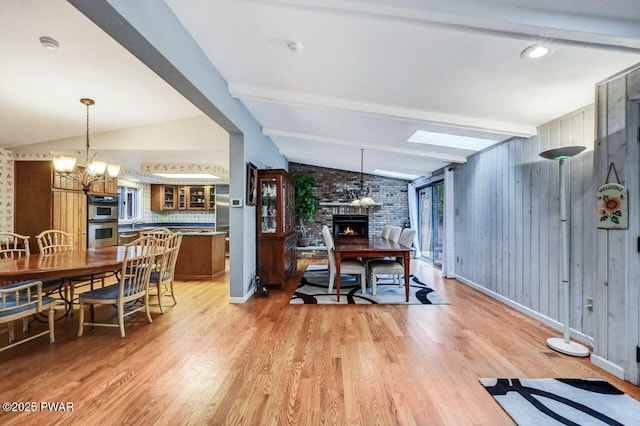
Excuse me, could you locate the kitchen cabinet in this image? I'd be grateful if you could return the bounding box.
[15,161,87,253]
[150,185,217,211]
[151,185,177,210]
[187,186,207,210]
[256,169,296,287]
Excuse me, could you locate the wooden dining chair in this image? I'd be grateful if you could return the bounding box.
[321,225,366,294]
[36,229,98,315]
[148,232,182,313]
[77,236,159,338]
[36,230,73,254]
[0,232,30,259]
[140,228,173,247]
[0,280,56,352]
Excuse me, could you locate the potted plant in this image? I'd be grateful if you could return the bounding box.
[294,175,317,247]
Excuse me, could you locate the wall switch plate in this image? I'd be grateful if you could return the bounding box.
[230,198,243,208]
[586,297,594,311]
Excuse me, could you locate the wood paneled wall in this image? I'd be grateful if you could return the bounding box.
[453,106,597,353]
[594,65,640,383]
[455,63,640,385]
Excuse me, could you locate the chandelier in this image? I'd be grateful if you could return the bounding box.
[350,149,375,206]
[53,98,120,193]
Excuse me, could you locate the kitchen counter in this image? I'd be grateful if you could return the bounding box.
[118,222,216,232]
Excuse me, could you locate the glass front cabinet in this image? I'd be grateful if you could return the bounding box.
[256,169,296,286]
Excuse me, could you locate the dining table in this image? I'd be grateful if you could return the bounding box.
[334,237,412,302]
[0,246,145,285]
[0,245,164,322]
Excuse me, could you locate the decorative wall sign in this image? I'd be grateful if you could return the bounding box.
[597,163,628,229]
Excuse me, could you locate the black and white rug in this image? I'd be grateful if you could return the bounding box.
[481,378,640,425]
[290,265,449,305]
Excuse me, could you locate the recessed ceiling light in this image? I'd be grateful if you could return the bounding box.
[39,36,60,50]
[287,41,303,52]
[408,130,498,151]
[153,173,220,179]
[520,44,550,59]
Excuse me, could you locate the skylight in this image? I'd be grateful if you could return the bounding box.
[408,130,498,152]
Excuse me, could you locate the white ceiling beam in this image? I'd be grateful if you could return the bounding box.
[263,128,468,163]
[236,0,640,52]
[233,85,536,138]
[279,145,437,178]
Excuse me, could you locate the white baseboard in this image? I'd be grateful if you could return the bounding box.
[591,354,625,379]
[229,287,255,304]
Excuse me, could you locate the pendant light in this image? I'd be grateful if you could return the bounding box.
[53,98,120,193]
[350,149,375,206]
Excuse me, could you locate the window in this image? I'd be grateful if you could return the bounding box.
[118,186,139,220]
[418,181,444,266]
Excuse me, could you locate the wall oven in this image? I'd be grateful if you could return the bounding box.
[88,221,118,248]
[88,194,119,221]
[87,194,119,248]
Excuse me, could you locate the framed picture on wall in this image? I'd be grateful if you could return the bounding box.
[246,162,258,206]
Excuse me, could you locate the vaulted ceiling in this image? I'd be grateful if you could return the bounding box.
[2,0,640,179]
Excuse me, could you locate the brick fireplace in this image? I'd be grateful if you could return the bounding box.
[332,214,369,243]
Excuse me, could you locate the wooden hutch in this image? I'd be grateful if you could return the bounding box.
[256,169,296,287]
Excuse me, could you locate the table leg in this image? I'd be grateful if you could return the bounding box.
[336,252,341,302]
[404,253,410,302]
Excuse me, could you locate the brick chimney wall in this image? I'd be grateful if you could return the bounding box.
[289,162,410,247]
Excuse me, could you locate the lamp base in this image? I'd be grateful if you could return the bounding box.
[546,337,590,357]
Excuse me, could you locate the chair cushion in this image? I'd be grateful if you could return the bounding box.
[79,281,142,300]
[149,271,170,283]
[2,279,40,289]
[340,259,365,274]
[369,260,404,274]
[0,296,56,317]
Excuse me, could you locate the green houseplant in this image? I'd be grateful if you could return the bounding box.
[294,175,317,247]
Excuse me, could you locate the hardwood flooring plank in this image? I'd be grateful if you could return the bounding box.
[1,259,639,425]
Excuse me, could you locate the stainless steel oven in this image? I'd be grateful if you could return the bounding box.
[88,194,118,221]
[87,194,119,248]
[88,221,118,248]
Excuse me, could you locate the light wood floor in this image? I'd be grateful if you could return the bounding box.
[1,259,639,425]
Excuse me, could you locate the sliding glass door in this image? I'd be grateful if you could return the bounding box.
[419,182,444,266]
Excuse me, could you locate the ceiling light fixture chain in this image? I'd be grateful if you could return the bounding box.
[53,98,120,193]
[350,148,375,207]
[358,148,369,198]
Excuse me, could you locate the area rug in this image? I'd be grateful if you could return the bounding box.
[480,378,640,425]
[290,265,449,304]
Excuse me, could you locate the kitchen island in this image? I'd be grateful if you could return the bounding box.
[118,225,226,280]
[174,231,226,280]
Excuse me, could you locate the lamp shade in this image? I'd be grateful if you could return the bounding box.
[539,146,585,161]
[87,161,107,176]
[53,156,77,173]
[107,164,121,178]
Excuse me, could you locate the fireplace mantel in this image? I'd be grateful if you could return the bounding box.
[319,202,381,215]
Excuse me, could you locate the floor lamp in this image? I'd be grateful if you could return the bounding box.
[539,146,590,357]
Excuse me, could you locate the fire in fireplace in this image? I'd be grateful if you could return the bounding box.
[332,214,369,243]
